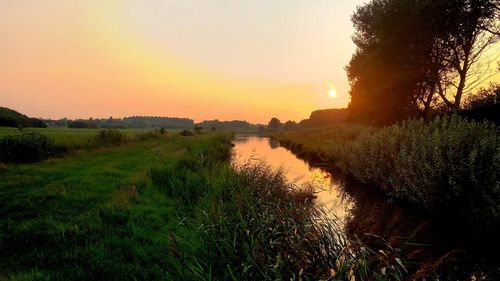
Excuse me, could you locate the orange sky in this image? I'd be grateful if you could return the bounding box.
[0,1,498,123]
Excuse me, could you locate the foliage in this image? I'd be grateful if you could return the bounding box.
[182,163,406,281]
[68,120,98,129]
[150,134,232,204]
[93,129,125,146]
[0,131,413,280]
[274,116,500,234]
[299,108,348,128]
[180,129,194,136]
[0,132,55,163]
[336,116,500,231]
[0,107,47,128]
[267,117,282,132]
[283,120,298,131]
[347,0,499,124]
[466,83,500,110]
[197,119,260,133]
[121,116,194,129]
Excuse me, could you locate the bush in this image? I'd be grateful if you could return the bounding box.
[94,129,125,146]
[180,130,194,136]
[335,116,500,227]
[0,132,55,163]
[275,116,500,235]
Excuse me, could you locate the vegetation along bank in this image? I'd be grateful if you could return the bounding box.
[273,115,500,238]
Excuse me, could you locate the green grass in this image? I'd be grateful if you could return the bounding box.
[1,131,409,280]
[0,127,152,145]
[0,134,218,280]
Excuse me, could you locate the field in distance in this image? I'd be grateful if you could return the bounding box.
[0,127,176,145]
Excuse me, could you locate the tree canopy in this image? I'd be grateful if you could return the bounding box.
[347,0,499,125]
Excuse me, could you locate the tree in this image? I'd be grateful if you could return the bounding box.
[433,0,500,111]
[347,0,439,124]
[283,120,298,131]
[267,118,282,131]
[466,83,500,109]
[347,0,499,124]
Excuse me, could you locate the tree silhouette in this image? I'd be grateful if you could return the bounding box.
[267,117,282,132]
[347,0,499,124]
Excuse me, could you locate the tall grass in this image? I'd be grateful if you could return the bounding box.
[181,163,407,280]
[274,116,500,234]
[148,134,408,280]
[150,134,232,204]
[338,116,499,232]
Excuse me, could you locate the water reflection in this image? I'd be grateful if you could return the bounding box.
[232,135,354,224]
[231,135,496,279]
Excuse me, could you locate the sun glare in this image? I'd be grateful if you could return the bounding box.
[328,87,337,98]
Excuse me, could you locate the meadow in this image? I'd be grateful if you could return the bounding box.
[0,127,154,145]
[0,128,411,280]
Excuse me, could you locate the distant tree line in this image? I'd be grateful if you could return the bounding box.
[347,0,499,125]
[265,108,348,132]
[44,116,195,129]
[196,120,261,132]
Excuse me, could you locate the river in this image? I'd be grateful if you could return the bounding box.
[231,135,353,224]
[231,135,497,280]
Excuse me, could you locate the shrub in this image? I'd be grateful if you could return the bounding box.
[335,116,500,228]
[275,116,500,235]
[0,132,55,163]
[94,129,125,146]
[180,130,194,136]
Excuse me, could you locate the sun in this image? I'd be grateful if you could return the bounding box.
[328,87,337,98]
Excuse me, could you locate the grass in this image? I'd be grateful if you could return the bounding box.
[0,133,234,280]
[0,130,411,280]
[0,127,176,146]
[0,127,174,163]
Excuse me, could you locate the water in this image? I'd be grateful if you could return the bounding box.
[231,135,354,224]
[231,135,496,279]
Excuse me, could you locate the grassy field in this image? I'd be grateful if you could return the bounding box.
[0,128,411,280]
[0,134,204,280]
[0,127,154,145]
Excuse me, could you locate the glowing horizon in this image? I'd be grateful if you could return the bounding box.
[0,1,368,123]
[1,1,497,123]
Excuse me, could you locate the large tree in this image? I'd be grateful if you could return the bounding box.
[347,0,499,124]
[434,0,499,111]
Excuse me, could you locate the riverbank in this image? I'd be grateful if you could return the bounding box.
[273,116,499,235]
[234,134,500,280]
[3,126,496,280]
[1,132,411,280]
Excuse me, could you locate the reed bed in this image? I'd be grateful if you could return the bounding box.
[274,116,500,235]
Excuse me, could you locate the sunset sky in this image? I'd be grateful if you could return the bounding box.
[0,1,498,123]
[0,0,369,123]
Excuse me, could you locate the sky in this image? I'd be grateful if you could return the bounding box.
[1,1,497,123]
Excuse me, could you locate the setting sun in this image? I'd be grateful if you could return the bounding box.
[328,87,337,98]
